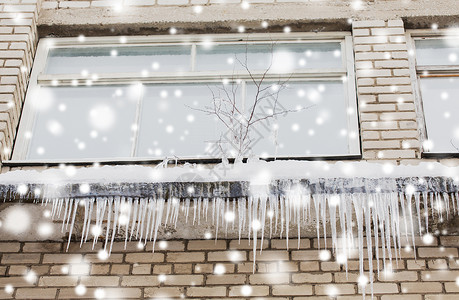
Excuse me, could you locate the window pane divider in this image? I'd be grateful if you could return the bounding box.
[417,65,459,76]
[37,69,347,86]
[130,85,145,158]
[42,33,351,46]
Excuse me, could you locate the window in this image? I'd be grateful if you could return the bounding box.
[12,33,359,162]
[409,33,459,154]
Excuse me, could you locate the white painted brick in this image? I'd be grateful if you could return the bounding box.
[353,28,369,36]
[354,36,388,44]
[371,27,405,36]
[387,19,404,27]
[374,60,409,68]
[352,20,386,28]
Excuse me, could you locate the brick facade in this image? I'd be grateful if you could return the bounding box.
[0,1,458,300]
[0,237,458,299]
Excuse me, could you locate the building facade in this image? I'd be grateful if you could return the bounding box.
[0,0,458,299]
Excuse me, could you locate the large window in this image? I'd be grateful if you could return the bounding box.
[409,33,459,155]
[12,33,359,162]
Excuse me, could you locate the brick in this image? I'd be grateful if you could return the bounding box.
[0,277,35,288]
[208,251,246,261]
[315,284,356,295]
[418,247,458,258]
[426,296,459,300]
[144,287,183,298]
[84,253,123,263]
[249,250,289,261]
[188,240,227,250]
[401,282,442,293]
[70,264,90,275]
[279,261,299,272]
[38,276,78,287]
[153,264,172,274]
[371,27,405,35]
[163,275,204,286]
[42,254,82,264]
[353,29,370,36]
[445,282,459,293]
[382,296,422,300]
[125,253,164,263]
[273,284,313,296]
[167,252,204,262]
[121,275,160,287]
[379,271,418,282]
[352,20,386,28]
[80,276,120,286]
[249,273,289,284]
[187,286,226,297]
[229,285,269,297]
[427,259,448,270]
[0,242,21,252]
[300,261,320,271]
[1,253,40,264]
[206,274,246,285]
[354,36,388,44]
[421,270,459,281]
[271,239,310,249]
[132,263,151,274]
[407,259,425,270]
[146,241,185,252]
[174,264,193,274]
[58,287,141,299]
[358,283,399,294]
[111,264,130,275]
[292,273,332,283]
[91,264,110,275]
[15,288,57,299]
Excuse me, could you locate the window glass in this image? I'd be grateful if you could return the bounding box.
[195,42,343,72]
[45,45,192,74]
[27,86,138,160]
[136,84,235,158]
[247,81,350,157]
[415,38,459,66]
[419,77,459,153]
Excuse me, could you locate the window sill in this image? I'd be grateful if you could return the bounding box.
[421,152,459,159]
[2,154,362,168]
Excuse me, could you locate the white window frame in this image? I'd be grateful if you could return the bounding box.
[11,32,360,164]
[406,29,459,157]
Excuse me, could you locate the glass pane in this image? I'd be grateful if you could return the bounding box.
[26,86,138,160]
[415,38,459,66]
[247,81,351,157]
[195,42,343,72]
[420,77,459,152]
[136,84,238,158]
[45,45,192,74]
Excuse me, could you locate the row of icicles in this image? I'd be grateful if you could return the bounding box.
[47,190,458,298]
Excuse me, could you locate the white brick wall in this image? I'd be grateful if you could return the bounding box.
[352,19,420,161]
[0,0,40,162]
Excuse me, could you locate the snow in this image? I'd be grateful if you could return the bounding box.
[0,159,458,298]
[0,160,458,185]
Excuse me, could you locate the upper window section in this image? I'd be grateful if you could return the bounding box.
[45,45,192,74]
[412,36,459,154]
[415,38,459,66]
[13,33,359,162]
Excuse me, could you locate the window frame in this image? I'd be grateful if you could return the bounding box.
[11,32,361,164]
[406,29,459,158]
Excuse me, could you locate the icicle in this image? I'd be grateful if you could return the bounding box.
[66,199,79,251]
